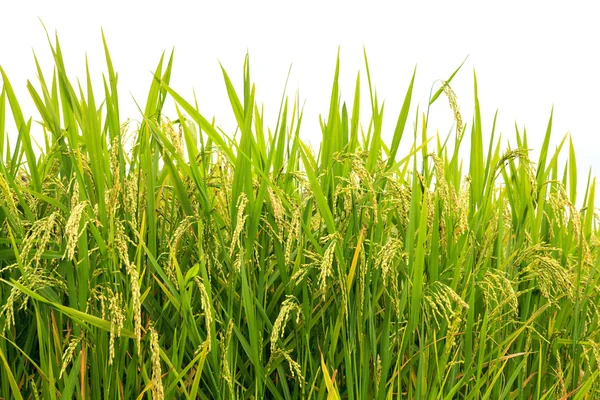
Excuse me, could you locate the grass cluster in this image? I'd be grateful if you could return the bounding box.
[1,33,599,399]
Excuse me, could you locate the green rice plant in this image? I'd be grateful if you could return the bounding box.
[0,32,599,400]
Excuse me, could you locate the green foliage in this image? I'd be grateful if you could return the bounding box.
[0,34,599,399]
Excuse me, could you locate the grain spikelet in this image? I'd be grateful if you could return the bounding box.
[230,193,248,257]
[424,281,469,330]
[1,265,67,332]
[441,81,464,140]
[555,349,567,397]
[267,348,305,387]
[21,211,59,266]
[376,237,406,314]
[63,200,88,261]
[220,319,234,395]
[125,174,139,228]
[194,277,213,353]
[377,237,405,283]
[475,213,498,271]
[59,336,82,379]
[430,153,450,249]
[270,295,302,353]
[319,240,336,300]
[167,216,196,286]
[30,378,40,400]
[285,205,302,266]
[549,182,592,265]
[358,245,367,321]
[479,269,519,320]
[454,177,471,238]
[162,117,183,157]
[0,173,19,222]
[514,243,574,304]
[115,218,142,352]
[149,325,164,400]
[268,186,285,236]
[589,340,600,372]
[351,155,378,221]
[443,309,465,357]
[108,290,125,365]
[375,354,382,389]
[109,135,120,179]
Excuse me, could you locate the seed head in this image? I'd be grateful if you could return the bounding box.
[109,135,121,180]
[108,291,125,365]
[424,282,468,330]
[21,211,59,266]
[149,325,164,400]
[268,186,285,236]
[442,81,464,140]
[319,240,336,300]
[30,378,40,400]
[220,319,235,395]
[125,174,139,228]
[0,173,20,223]
[115,219,142,352]
[454,176,471,238]
[64,201,88,261]
[230,193,248,257]
[479,269,519,320]
[194,277,213,353]
[59,336,83,379]
[270,295,302,353]
[168,216,196,287]
[515,243,574,304]
[269,348,305,386]
[285,205,302,266]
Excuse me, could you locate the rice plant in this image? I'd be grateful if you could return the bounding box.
[0,32,599,399]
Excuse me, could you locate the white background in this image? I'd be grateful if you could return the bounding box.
[1,1,598,204]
